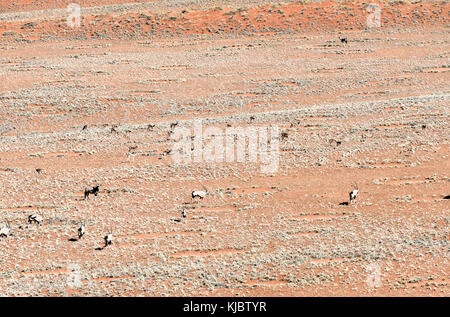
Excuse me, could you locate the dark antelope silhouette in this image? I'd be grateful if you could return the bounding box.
[349,183,359,204]
[84,185,100,200]
[28,214,43,225]
[78,220,86,240]
[104,227,113,248]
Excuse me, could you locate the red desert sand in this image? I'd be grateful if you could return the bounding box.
[0,0,448,296]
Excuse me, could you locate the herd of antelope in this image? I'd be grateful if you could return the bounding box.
[0,182,360,244]
[0,185,114,249]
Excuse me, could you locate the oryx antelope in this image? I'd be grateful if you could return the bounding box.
[78,220,86,240]
[349,183,359,204]
[104,228,113,247]
[339,37,348,44]
[191,184,208,200]
[181,208,187,219]
[28,214,43,225]
[84,185,100,200]
[0,221,11,238]
[191,190,207,200]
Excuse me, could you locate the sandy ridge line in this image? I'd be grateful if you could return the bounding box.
[1,92,448,141]
[171,248,245,257]
[116,230,203,239]
[0,2,163,23]
[0,0,268,23]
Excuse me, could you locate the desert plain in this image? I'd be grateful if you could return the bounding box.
[0,0,449,296]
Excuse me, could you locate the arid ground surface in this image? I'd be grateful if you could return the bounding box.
[0,1,449,296]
